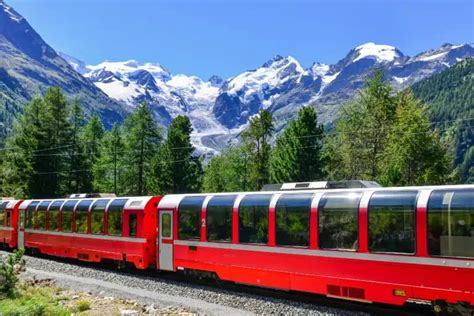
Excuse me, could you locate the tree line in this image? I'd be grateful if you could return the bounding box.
[0,71,462,198]
[0,87,201,198]
[203,70,454,192]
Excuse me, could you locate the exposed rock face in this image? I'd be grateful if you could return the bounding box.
[0,1,126,127]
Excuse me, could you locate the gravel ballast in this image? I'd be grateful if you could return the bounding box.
[1,251,368,315]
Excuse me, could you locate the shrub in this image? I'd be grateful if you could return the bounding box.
[76,299,91,312]
[0,249,25,298]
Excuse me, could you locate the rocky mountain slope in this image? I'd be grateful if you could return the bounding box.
[1,0,472,155]
[75,42,473,153]
[0,0,126,129]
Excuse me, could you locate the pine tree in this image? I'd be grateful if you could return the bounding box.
[1,97,43,197]
[81,113,105,192]
[152,115,202,194]
[93,123,124,194]
[122,103,162,195]
[324,71,395,181]
[381,91,451,186]
[270,106,324,183]
[242,109,274,190]
[41,87,72,196]
[67,98,88,193]
[82,113,105,161]
[2,87,72,197]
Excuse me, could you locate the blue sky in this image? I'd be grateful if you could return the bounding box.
[8,0,474,79]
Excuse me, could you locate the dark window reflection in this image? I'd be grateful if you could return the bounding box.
[428,189,474,258]
[276,194,312,247]
[319,193,361,250]
[368,191,417,254]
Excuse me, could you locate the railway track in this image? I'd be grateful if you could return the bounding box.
[5,250,432,315]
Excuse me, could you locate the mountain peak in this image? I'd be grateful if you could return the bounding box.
[0,0,57,61]
[353,42,403,63]
[208,75,223,86]
[123,60,141,67]
[86,60,171,81]
[0,1,22,23]
[262,54,298,68]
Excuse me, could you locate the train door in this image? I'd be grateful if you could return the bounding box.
[158,210,173,271]
[18,208,25,249]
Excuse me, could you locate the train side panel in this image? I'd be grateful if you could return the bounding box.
[0,200,22,249]
[22,196,161,269]
[158,185,474,309]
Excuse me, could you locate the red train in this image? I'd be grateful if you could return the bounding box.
[0,183,473,315]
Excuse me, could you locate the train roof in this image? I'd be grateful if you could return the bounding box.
[158,184,474,209]
[2,199,23,209]
[19,196,157,210]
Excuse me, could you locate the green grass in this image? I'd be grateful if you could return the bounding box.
[75,299,91,312]
[0,282,71,316]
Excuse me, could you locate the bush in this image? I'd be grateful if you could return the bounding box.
[0,283,71,316]
[0,249,25,298]
[76,299,91,312]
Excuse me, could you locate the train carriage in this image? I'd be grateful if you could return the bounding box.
[0,199,22,249]
[18,196,161,269]
[156,184,474,312]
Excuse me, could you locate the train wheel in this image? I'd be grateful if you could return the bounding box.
[433,300,449,316]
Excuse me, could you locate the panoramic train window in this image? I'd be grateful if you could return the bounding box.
[368,191,417,254]
[178,196,206,240]
[26,201,39,229]
[129,213,137,237]
[206,195,236,242]
[239,195,271,244]
[75,200,92,234]
[108,199,127,236]
[61,200,77,232]
[276,194,312,247]
[161,214,171,238]
[48,200,63,231]
[91,199,109,235]
[427,189,474,258]
[0,201,7,226]
[36,201,51,230]
[318,192,361,250]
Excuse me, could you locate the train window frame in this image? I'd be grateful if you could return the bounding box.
[107,199,127,237]
[368,191,418,255]
[275,193,312,248]
[6,211,11,227]
[206,195,236,243]
[318,192,361,251]
[48,200,64,232]
[26,201,39,229]
[178,196,206,241]
[238,194,271,245]
[75,200,93,234]
[90,199,109,235]
[0,201,6,226]
[129,213,138,237]
[161,213,172,238]
[427,189,474,259]
[60,200,78,233]
[36,200,51,231]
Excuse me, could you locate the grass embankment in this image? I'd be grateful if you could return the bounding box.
[0,281,73,315]
[0,250,89,315]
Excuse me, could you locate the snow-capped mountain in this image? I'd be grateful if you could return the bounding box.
[63,42,474,154]
[74,59,227,154]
